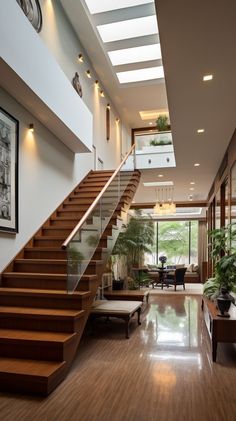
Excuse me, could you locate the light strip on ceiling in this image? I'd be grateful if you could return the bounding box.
[97,15,158,43]
[108,44,161,66]
[84,0,154,14]
[116,65,164,83]
[143,181,174,187]
[139,109,168,120]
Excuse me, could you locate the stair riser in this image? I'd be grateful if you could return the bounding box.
[49,220,78,227]
[0,316,81,333]
[1,278,67,290]
[24,250,67,259]
[57,210,85,218]
[34,238,64,247]
[0,339,75,362]
[0,295,88,309]
[42,228,72,237]
[14,263,67,274]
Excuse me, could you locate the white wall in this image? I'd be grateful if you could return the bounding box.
[0,88,92,271]
[0,1,132,271]
[39,0,131,166]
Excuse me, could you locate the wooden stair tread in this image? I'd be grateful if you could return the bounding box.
[0,329,76,343]
[14,259,102,265]
[0,287,91,297]
[3,272,97,280]
[0,306,84,319]
[0,357,66,377]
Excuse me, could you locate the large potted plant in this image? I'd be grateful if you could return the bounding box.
[156,115,169,132]
[203,223,236,316]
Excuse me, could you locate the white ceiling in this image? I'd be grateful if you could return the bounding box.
[61,0,236,204]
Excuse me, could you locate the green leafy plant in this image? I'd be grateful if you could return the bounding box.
[203,223,236,301]
[112,210,154,277]
[156,115,169,131]
[149,139,172,146]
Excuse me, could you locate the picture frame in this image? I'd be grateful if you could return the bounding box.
[0,107,19,233]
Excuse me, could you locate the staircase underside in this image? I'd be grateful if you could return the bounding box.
[0,169,140,395]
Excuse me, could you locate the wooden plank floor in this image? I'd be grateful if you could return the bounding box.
[0,295,235,421]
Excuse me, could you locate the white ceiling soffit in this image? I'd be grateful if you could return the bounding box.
[84,0,154,15]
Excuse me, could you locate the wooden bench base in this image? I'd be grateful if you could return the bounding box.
[90,300,142,338]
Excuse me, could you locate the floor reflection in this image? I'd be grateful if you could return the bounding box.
[144,296,199,349]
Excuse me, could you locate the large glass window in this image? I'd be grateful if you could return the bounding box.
[146,220,198,265]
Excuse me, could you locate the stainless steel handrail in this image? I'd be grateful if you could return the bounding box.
[62,144,135,249]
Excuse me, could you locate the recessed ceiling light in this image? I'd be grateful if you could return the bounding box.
[197,129,205,133]
[117,66,164,84]
[97,15,158,43]
[108,44,161,66]
[149,122,153,125]
[190,182,195,185]
[158,174,164,177]
[194,163,200,167]
[203,74,213,81]
[84,0,154,14]
[190,187,194,191]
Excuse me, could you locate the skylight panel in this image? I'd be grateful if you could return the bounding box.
[108,44,161,66]
[84,0,154,15]
[116,66,164,83]
[97,15,158,43]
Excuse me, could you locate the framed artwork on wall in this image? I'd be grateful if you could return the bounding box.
[0,107,19,233]
[16,0,42,33]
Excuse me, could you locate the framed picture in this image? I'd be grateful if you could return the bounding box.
[16,0,42,33]
[0,107,19,233]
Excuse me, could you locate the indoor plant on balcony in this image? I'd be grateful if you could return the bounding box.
[156,115,169,132]
[203,223,236,316]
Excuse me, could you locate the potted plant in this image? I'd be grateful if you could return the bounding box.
[203,223,236,316]
[156,115,169,132]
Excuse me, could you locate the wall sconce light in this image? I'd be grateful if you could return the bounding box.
[100,90,105,97]
[78,54,84,63]
[95,80,99,88]
[86,70,91,78]
[29,123,34,132]
[107,103,110,110]
[116,118,120,123]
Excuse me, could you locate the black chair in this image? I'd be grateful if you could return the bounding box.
[163,267,187,291]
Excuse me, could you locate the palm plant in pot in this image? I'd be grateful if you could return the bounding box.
[203,223,236,316]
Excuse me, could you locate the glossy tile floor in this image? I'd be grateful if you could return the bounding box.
[0,295,236,421]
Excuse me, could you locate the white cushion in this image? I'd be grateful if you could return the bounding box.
[91,300,142,314]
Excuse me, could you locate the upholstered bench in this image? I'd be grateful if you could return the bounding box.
[104,289,149,304]
[90,300,142,338]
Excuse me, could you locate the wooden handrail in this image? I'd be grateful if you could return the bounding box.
[62,144,135,249]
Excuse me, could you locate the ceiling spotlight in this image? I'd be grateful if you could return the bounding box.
[188,194,193,201]
[29,123,34,132]
[158,174,163,178]
[197,129,205,133]
[100,90,105,97]
[149,122,153,125]
[86,70,91,78]
[194,163,200,167]
[78,54,84,63]
[190,182,195,185]
[107,103,110,110]
[190,187,194,191]
[203,74,213,81]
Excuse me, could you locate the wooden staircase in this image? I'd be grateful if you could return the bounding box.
[0,169,140,395]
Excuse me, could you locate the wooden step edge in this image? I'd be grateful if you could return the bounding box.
[0,329,77,343]
[14,259,103,265]
[2,273,98,280]
[0,357,66,377]
[0,306,85,319]
[0,287,91,298]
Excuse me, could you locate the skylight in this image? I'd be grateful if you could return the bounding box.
[108,44,161,66]
[116,66,164,83]
[84,0,154,15]
[97,15,158,43]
